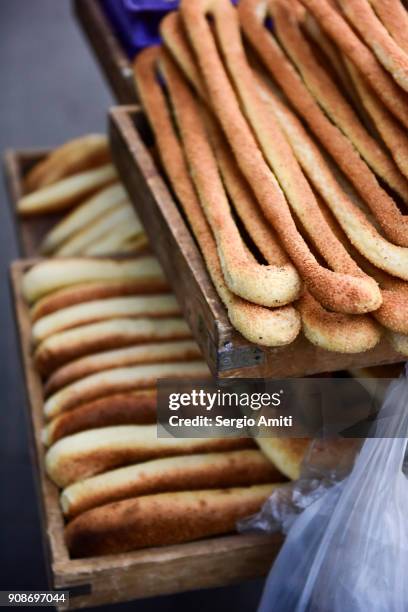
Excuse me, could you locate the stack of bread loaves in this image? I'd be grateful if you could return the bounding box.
[21,256,304,557]
[18,134,147,255]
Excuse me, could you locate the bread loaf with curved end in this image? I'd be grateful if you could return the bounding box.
[34,318,192,375]
[43,360,210,419]
[18,164,117,215]
[65,484,276,557]
[32,295,181,343]
[24,134,110,192]
[39,183,126,254]
[61,449,284,517]
[42,390,157,446]
[44,340,201,395]
[30,278,170,321]
[45,426,255,487]
[22,256,165,303]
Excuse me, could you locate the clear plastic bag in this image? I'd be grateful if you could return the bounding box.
[243,366,408,612]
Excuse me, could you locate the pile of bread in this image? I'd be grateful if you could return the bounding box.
[133,0,408,356]
[22,255,309,557]
[18,134,147,255]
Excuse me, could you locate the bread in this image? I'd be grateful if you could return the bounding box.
[31,277,170,321]
[338,0,408,92]
[134,47,301,347]
[45,426,256,486]
[34,318,192,375]
[43,360,210,418]
[239,0,408,247]
[22,256,165,303]
[61,449,284,517]
[18,164,117,215]
[179,0,381,312]
[65,484,276,557]
[32,295,181,343]
[43,390,157,446]
[55,204,141,256]
[298,0,408,126]
[24,134,110,193]
[367,0,408,53]
[84,220,145,255]
[44,340,201,395]
[39,183,126,253]
[268,0,408,199]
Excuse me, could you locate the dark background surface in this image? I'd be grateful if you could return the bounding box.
[0,1,264,609]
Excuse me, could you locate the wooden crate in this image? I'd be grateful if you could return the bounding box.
[9,259,282,610]
[73,0,138,104]
[108,105,403,378]
[3,149,67,257]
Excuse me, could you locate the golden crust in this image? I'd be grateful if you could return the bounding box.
[298,291,381,353]
[367,0,408,53]
[18,164,117,216]
[30,278,169,321]
[269,0,408,199]
[298,0,408,125]
[23,256,165,303]
[255,76,408,281]
[239,0,408,247]
[204,98,381,353]
[161,53,300,308]
[134,47,301,347]
[65,484,276,557]
[34,317,192,375]
[43,340,201,395]
[46,426,256,487]
[61,449,284,518]
[345,59,408,181]
[32,295,181,343]
[179,0,380,313]
[24,134,110,193]
[338,0,408,92]
[43,390,157,446]
[43,360,210,419]
[39,183,127,254]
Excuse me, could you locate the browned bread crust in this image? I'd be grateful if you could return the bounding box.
[134,47,300,347]
[43,360,210,419]
[61,449,284,518]
[367,0,408,53]
[298,0,408,125]
[44,340,201,395]
[179,0,380,312]
[239,0,408,247]
[46,427,256,487]
[65,484,276,557]
[31,278,169,321]
[34,318,192,375]
[269,0,408,198]
[24,134,110,193]
[338,0,408,92]
[43,390,157,446]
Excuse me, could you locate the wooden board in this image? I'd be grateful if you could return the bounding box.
[109,106,403,378]
[9,258,282,610]
[73,0,138,104]
[3,149,68,257]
